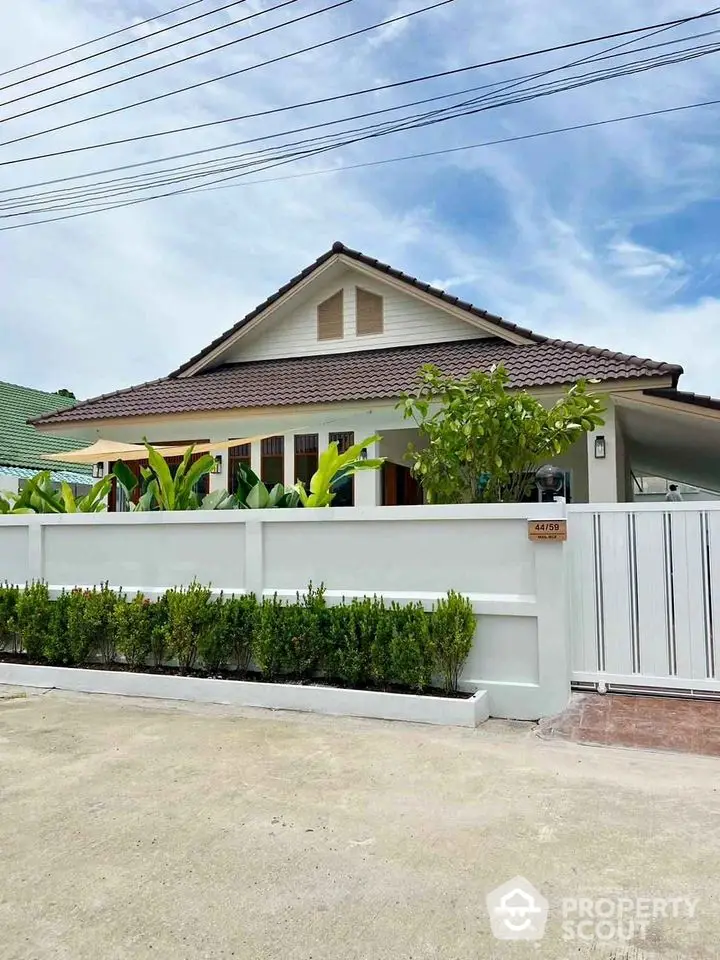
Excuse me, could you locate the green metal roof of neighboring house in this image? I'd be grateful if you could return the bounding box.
[0,380,92,475]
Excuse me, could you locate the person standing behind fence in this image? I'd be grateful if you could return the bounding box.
[666,483,683,502]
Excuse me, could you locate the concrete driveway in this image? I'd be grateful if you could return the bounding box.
[0,687,718,960]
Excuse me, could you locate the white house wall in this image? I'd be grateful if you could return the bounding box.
[222,267,489,364]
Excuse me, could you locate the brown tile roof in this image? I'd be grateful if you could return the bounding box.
[644,387,720,412]
[33,338,681,426]
[171,241,539,376]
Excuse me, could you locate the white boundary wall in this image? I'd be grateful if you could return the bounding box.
[0,504,569,720]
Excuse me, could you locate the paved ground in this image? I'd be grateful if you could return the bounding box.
[540,692,720,756]
[1,687,719,960]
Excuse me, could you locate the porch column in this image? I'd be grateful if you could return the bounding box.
[355,437,382,507]
[283,432,295,488]
[587,401,618,503]
[250,439,262,479]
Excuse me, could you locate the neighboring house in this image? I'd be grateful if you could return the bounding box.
[31,242,720,505]
[0,381,92,496]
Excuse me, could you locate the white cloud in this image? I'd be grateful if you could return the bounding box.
[1,0,720,399]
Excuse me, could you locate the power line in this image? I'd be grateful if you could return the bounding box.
[0,6,713,149]
[3,94,718,231]
[6,40,720,217]
[0,0,354,121]
[0,0,301,105]
[4,33,718,209]
[5,23,720,189]
[0,0,211,78]
[6,40,720,214]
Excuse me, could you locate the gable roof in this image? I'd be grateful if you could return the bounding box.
[31,338,681,427]
[171,241,539,377]
[0,381,92,472]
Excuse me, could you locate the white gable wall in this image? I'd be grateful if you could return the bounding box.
[221,267,490,365]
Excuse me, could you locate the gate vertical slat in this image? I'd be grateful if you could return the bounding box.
[670,512,708,682]
[597,513,634,676]
[633,511,670,678]
[567,512,599,674]
[706,512,720,681]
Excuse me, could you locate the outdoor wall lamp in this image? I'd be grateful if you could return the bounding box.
[594,435,607,460]
[212,455,223,474]
[92,462,104,479]
[360,448,368,460]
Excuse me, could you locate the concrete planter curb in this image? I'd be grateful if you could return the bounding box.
[0,663,489,728]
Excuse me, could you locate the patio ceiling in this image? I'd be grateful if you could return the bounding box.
[616,391,720,492]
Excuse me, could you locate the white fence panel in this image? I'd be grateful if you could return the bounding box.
[568,503,720,694]
[0,504,570,721]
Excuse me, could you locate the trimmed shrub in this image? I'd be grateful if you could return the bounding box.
[0,583,19,653]
[199,594,258,673]
[165,581,213,674]
[255,585,328,681]
[66,589,99,664]
[387,602,435,692]
[43,589,73,665]
[71,584,118,666]
[224,595,258,673]
[325,596,383,687]
[114,594,153,669]
[15,581,52,661]
[3,581,472,697]
[432,590,475,693]
[254,593,286,679]
[149,593,169,667]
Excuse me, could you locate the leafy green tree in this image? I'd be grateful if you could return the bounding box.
[399,364,604,503]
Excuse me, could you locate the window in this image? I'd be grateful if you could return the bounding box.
[261,436,284,488]
[317,290,344,340]
[228,442,251,494]
[329,431,354,507]
[355,287,383,336]
[294,434,318,487]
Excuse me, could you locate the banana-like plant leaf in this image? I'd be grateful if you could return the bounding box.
[173,442,196,488]
[246,481,270,509]
[27,476,63,513]
[60,482,77,513]
[200,489,234,510]
[136,479,158,512]
[76,476,112,512]
[112,460,139,498]
[267,483,288,507]
[298,434,384,507]
[144,441,176,510]
[181,454,216,496]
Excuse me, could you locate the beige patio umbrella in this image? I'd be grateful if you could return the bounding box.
[42,435,276,463]
[41,439,147,463]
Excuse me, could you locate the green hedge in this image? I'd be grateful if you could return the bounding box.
[0,582,475,693]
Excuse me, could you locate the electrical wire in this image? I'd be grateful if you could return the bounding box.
[0,0,302,105]
[0,6,714,149]
[3,94,718,232]
[0,0,212,78]
[0,0,451,133]
[4,33,718,211]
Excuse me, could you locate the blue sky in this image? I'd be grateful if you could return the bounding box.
[2,0,720,398]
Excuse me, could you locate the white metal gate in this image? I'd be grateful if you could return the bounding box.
[567,503,720,694]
